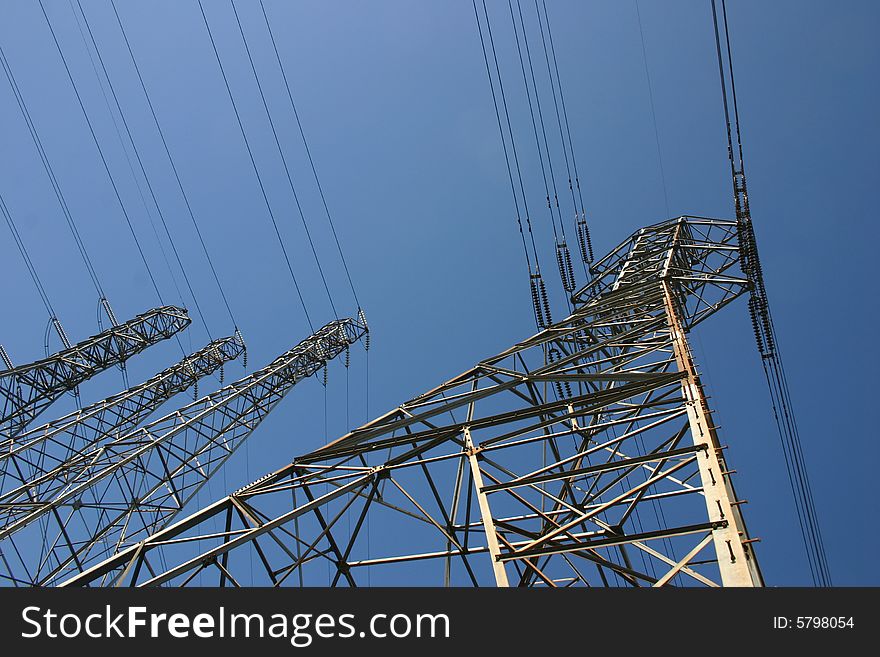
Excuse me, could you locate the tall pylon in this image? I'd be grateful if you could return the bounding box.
[63,217,763,588]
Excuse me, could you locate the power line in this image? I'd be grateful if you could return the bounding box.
[229,0,338,320]
[0,192,77,368]
[531,0,579,224]
[196,0,313,332]
[513,0,566,246]
[37,0,165,306]
[471,0,534,278]
[70,0,215,339]
[537,0,595,266]
[507,0,558,244]
[258,0,361,312]
[0,193,56,320]
[66,0,185,317]
[531,0,587,290]
[2,38,130,385]
[634,0,670,218]
[481,0,543,270]
[108,0,240,332]
[473,0,553,330]
[710,0,830,586]
[509,0,577,298]
[0,44,105,302]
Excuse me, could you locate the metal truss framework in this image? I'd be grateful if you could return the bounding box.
[0,333,246,508]
[0,306,191,437]
[0,318,367,586]
[64,216,764,588]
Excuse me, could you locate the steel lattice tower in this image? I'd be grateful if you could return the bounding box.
[0,334,246,495]
[0,317,367,587]
[0,306,190,437]
[63,216,763,588]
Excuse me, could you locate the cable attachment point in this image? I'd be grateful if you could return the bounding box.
[0,344,13,371]
[100,296,119,327]
[530,274,546,329]
[576,212,594,264]
[539,275,553,327]
[357,307,370,351]
[233,327,248,369]
[556,242,577,293]
[52,316,72,350]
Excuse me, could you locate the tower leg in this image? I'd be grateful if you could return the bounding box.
[464,429,509,587]
[663,282,763,587]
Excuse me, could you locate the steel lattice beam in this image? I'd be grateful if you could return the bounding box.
[60,216,763,589]
[0,306,191,437]
[0,333,245,502]
[0,317,366,586]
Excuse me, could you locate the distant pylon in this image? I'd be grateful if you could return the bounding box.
[0,306,190,436]
[0,334,246,501]
[0,318,367,586]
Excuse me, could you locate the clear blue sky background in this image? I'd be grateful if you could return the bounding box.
[0,0,876,586]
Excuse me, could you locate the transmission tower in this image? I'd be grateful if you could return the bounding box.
[0,306,190,437]
[0,333,245,501]
[63,217,763,588]
[0,317,367,586]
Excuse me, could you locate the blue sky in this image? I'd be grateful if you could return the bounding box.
[0,0,877,585]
